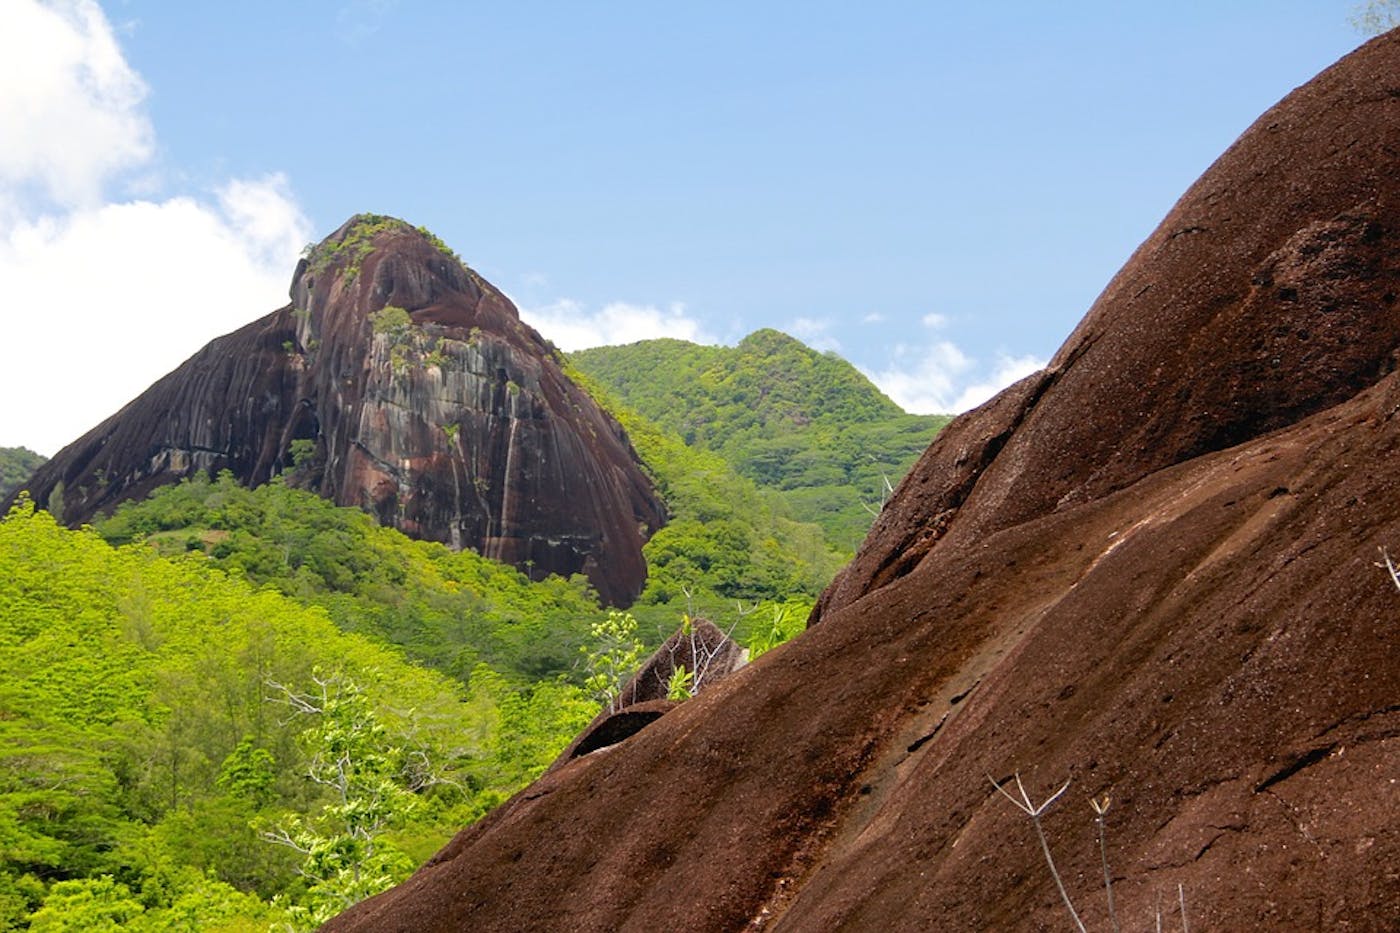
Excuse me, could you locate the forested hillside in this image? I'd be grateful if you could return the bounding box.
[0,331,895,928]
[571,331,950,550]
[565,367,843,649]
[0,498,598,930]
[1,456,832,927]
[94,473,604,684]
[0,448,44,502]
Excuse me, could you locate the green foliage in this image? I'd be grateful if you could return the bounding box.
[0,499,595,928]
[305,215,469,288]
[742,599,810,659]
[0,447,46,501]
[288,439,315,470]
[306,214,404,285]
[94,473,601,684]
[562,364,836,657]
[261,671,426,928]
[369,305,416,374]
[571,331,949,551]
[369,305,412,338]
[26,876,145,932]
[665,666,695,701]
[581,611,644,713]
[415,224,460,263]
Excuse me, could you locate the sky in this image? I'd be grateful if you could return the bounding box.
[0,1,1373,456]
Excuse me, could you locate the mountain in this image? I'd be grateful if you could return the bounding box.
[572,331,949,551]
[325,31,1400,931]
[0,447,45,501]
[10,216,665,606]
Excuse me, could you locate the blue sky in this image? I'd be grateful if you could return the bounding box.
[0,1,1371,454]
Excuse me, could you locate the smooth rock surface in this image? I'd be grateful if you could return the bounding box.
[325,32,1400,932]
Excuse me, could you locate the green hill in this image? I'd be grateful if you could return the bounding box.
[0,446,45,501]
[571,330,950,551]
[0,498,596,929]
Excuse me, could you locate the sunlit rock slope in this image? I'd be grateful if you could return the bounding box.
[327,31,1400,931]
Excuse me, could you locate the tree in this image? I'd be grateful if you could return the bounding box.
[261,670,426,929]
[581,611,644,714]
[0,447,45,501]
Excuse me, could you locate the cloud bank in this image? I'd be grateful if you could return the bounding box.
[859,314,1046,415]
[0,0,310,457]
[518,299,715,351]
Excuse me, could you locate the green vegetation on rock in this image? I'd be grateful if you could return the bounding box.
[306,214,461,286]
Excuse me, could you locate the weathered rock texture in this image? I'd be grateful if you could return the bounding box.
[550,618,748,768]
[12,216,664,605]
[325,32,1400,932]
[614,616,748,709]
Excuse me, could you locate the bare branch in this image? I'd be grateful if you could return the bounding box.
[1379,547,1400,592]
[1091,794,1119,933]
[261,827,313,856]
[987,772,1085,933]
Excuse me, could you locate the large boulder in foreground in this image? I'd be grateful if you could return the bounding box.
[326,34,1400,931]
[11,216,665,605]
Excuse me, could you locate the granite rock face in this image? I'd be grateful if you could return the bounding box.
[323,33,1400,932]
[14,216,665,605]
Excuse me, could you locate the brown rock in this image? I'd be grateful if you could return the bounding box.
[552,698,679,769]
[614,616,748,709]
[326,34,1400,932]
[547,618,747,771]
[11,216,665,605]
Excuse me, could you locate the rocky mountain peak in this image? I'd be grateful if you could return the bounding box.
[293,215,488,327]
[11,215,666,605]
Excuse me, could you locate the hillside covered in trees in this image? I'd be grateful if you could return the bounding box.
[0,497,603,930]
[0,448,44,502]
[572,331,950,551]
[0,389,850,927]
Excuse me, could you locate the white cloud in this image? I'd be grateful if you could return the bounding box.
[0,1,311,456]
[862,343,1045,415]
[519,299,715,351]
[861,311,885,324]
[0,0,152,219]
[920,312,948,329]
[948,353,1045,411]
[787,316,841,352]
[218,175,310,266]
